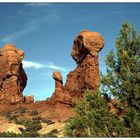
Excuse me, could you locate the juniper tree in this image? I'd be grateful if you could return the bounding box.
[101,21,140,136]
[64,21,140,137]
[64,91,127,137]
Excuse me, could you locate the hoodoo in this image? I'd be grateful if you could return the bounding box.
[0,44,27,104]
[50,30,104,105]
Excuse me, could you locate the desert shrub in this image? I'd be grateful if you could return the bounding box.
[25,120,42,133]
[18,106,27,114]
[4,112,17,121]
[32,116,41,121]
[0,132,21,137]
[30,110,39,116]
[19,119,42,137]
[8,114,17,121]
[15,118,28,125]
[4,112,11,119]
[41,118,55,125]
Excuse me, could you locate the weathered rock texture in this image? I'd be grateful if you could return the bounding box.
[0,44,27,104]
[50,30,104,105]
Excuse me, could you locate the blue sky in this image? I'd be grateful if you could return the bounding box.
[0,3,140,101]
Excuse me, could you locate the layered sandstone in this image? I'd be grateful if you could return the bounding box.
[50,30,104,105]
[0,44,27,104]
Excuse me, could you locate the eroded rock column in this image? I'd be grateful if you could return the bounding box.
[0,44,27,104]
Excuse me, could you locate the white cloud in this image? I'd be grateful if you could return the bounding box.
[23,60,67,72]
[23,60,46,69]
[48,64,66,72]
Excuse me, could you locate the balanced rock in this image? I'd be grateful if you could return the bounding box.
[65,30,104,97]
[0,44,27,104]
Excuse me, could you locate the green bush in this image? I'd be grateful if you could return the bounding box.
[4,112,11,119]
[15,118,30,125]
[0,119,42,137]
[18,106,27,114]
[41,118,55,125]
[25,120,42,132]
[30,110,39,116]
[32,116,41,121]
[0,132,21,137]
[64,91,127,137]
[4,112,17,121]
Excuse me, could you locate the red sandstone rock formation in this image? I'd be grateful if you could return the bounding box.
[65,30,104,97]
[24,96,34,104]
[50,30,104,105]
[0,44,27,104]
[50,71,72,105]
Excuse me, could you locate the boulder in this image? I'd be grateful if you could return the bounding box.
[24,95,34,104]
[0,43,27,104]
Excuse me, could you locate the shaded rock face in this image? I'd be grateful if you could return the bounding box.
[0,44,27,104]
[50,30,104,105]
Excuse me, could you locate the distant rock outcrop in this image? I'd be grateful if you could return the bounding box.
[50,30,104,105]
[0,44,27,104]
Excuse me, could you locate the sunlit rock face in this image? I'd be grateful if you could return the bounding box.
[50,30,104,105]
[65,30,104,97]
[0,44,27,104]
